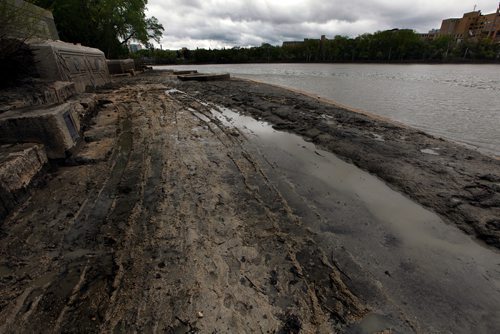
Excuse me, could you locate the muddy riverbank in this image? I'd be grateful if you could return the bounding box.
[1,70,499,333]
[176,76,500,250]
[0,75,370,333]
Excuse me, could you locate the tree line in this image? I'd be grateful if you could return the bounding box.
[30,0,164,58]
[135,29,500,64]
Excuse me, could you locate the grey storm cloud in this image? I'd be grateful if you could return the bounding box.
[146,0,499,49]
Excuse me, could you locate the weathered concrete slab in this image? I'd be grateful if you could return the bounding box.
[0,102,83,158]
[29,40,110,93]
[177,73,230,81]
[0,81,77,113]
[173,70,198,75]
[107,59,135,75]
[0,143,47,220]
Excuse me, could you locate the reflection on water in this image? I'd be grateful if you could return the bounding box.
[158,63,500,157]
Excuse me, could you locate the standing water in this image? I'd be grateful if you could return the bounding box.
[157,63,500,157]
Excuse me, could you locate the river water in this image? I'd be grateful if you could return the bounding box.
[157,63,500,157]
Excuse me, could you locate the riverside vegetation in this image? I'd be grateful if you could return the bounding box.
[135,29,500,64]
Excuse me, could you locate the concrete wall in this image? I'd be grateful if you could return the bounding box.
[29,40,111,93]
[2,0,59,40]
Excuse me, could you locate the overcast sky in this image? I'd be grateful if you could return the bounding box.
[146,0,499,49]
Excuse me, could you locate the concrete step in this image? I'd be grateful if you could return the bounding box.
[0,81,77,113]
[0,102,83,159]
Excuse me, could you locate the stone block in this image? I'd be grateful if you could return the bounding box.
[29,40,110,93]
[0,102,83,158]
[107,59,135,75]
[0,143,47,220]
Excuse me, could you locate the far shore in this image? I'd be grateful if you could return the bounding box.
[151,60,500,66]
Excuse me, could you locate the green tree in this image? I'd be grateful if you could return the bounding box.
[0,0,50,86]
[31,0,164,58]
[428,35,454,60]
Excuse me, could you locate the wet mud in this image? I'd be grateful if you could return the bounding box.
[211,106,500,333]
[0,76,371,333]
[1,71,499,333]
[176,77,500,250]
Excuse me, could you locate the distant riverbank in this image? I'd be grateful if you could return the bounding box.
[153,59,500,65]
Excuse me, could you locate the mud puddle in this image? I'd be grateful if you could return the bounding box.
[212,105,500,333]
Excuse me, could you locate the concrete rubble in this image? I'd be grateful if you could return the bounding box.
[0,143,47,220]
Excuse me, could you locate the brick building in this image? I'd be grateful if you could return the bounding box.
[439,4,500,41]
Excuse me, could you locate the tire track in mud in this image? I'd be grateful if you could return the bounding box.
[168,92,370,332]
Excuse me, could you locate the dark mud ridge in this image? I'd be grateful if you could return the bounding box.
[177,78,500,249]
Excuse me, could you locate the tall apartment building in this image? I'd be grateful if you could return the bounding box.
[439,4,500,41]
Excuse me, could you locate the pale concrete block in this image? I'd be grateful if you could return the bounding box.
[0,102,83,158]
[29,40,110,93]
